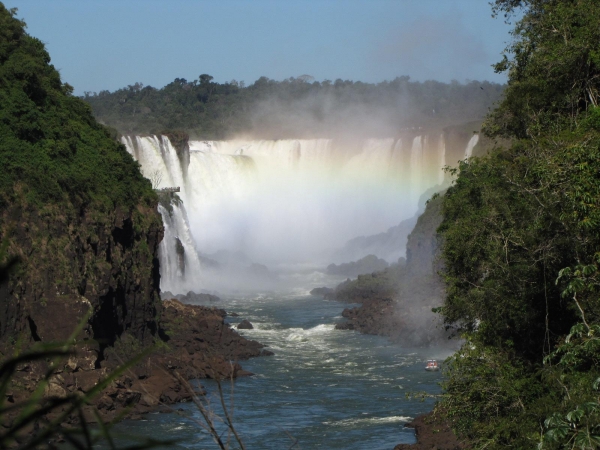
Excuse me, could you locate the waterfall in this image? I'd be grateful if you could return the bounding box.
[157,201,203,294]
[438,133,446,185]
[409,136,424,200]
[464,134,480,158]
[122,133,478,292]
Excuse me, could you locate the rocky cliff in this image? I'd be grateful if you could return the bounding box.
[0,6,164,365]
[0,9,268,434]
[326,194,448,346]
[0,199,163,362]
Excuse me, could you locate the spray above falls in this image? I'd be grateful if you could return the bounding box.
[122,132,478,294]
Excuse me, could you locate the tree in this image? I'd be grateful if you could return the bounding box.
[438,1,600,447]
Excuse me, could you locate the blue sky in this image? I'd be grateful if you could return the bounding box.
[7,1,513,95]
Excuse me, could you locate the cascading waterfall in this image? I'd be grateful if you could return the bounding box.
[464,134,480,158]
[122,133,478,293]
[157,201,203,294]
[438,134,446,185]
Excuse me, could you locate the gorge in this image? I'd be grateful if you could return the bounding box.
[99,131,481,448]
[4,0,600,447]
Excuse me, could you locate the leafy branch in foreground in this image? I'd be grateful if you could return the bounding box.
[166,362,247,450]
[0,331,172,449]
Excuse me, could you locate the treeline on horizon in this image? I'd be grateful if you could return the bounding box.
[83,75,504,139]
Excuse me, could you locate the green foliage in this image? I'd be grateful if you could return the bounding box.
[441,344,552,447]
[438,1,600,447]
[543,403,600,450]
[439,119,600,448]
[485,0,600,139]
[0,4,156,211]
[83,75,504,139]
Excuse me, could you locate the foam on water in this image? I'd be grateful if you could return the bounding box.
[324,415,413,428]
[105,293,443,449]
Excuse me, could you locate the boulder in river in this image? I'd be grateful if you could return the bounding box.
[237,319,254,330]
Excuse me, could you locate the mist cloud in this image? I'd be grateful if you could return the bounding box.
[373,14,489,82]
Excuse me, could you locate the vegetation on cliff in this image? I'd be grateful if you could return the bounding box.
[438,1,600,447]
[0,2,163,363]
[0,7,270,445]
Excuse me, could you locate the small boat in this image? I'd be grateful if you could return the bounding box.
[425,360,439,371]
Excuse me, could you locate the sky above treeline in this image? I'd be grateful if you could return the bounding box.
[7,0,513,96]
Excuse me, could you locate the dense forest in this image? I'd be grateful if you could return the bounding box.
[83,74,504,139]
[437,0,600,448]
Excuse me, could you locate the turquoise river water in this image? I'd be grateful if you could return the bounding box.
[105,292,448,449]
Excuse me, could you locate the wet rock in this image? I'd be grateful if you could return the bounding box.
[394,411,465,450]
[335,298,402,339]
[7,298,268,426]
[237,319,254,330]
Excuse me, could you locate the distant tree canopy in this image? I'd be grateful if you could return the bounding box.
[83,75,504,139]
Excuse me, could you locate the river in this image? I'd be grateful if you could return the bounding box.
[105,291,447,449]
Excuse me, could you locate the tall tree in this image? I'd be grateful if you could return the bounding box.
[438,1,600,448]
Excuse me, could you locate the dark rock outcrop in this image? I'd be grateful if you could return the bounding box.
[394,412,465,450]
[335,298,400,338]
[237,319,254,330]
[5,299,270,426]
[1,199,164,363]
[325,254,389,278]
[332,195,448,347]
[157,299,264,368]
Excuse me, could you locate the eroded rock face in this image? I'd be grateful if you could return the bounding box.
[0,6,269,433]
[159,299,265,366]
[0,199,163,365]
[332,195,448,347]
[4,298,272,428]
[393,411,465,450]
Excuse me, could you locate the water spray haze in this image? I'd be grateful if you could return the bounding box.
[122,130,476,294]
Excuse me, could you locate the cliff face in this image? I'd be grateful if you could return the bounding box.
[331,194,448,346]
[405,194,443,276]
[0,199,163,358]
[0,6,163,365]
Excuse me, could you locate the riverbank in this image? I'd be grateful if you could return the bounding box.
[328,291,463,449]
[394,411,465,450]
[6,298,269,439]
